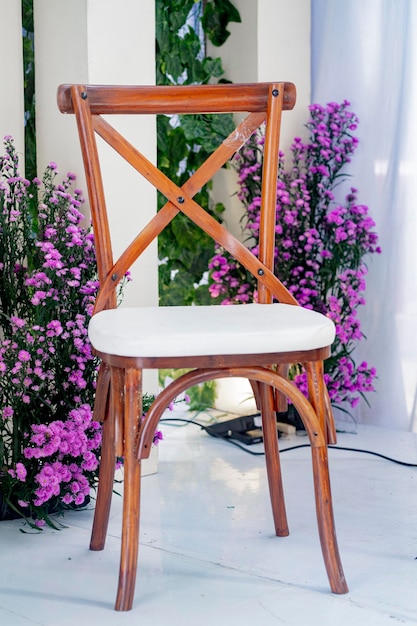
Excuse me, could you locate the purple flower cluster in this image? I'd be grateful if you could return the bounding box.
[208,101,380,409]
[0,137,100,523]
[23,405,101,507]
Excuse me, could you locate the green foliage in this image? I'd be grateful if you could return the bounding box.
[202,0,242,46]
[22,0,36,182]
[187,379,217,411]
[156,0,240,306]
[159,369,217,411]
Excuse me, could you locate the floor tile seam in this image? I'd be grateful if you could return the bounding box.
[112,540,417,619]
[345,596,417,624]
[134,540,336,597]
[0,603,43,626]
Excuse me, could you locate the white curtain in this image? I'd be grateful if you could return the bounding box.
[311,0,417,431]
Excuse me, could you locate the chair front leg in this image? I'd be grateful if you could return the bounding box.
[305,361,348,594]
[311,445,348,593]
[115,367,142,611]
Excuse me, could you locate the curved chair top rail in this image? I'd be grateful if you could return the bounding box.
[57,82,296,116]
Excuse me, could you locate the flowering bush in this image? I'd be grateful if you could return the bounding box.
[0,137,101,526]
[208,101,381,410]
[0,138,166,527]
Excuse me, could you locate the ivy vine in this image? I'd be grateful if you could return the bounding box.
[22,0,36,183]
[156,0,241,305]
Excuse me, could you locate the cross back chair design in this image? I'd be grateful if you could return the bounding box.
[57,82,348,611]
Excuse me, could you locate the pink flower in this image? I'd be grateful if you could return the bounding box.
[18,349,31,362]
[2,406,14,419]
[10,316,25,328]
[8,462,27,482]
[16,462,27,481]
[35,519,46,528]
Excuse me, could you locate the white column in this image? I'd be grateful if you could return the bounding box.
[34,0,157,390]
[33,0,89,181]
[257,0,311,149]
[34,0,157,308]
[0,0,25,162]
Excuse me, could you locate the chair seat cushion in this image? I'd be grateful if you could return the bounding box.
[88,303,335,358]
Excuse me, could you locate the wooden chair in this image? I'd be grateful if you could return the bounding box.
[57,82,348,611]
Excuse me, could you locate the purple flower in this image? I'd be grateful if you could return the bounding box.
[2,406,14,419]
[15,462,27,481]
[18,349,31,362]
[35,519,46,528]
[153,430,164,446]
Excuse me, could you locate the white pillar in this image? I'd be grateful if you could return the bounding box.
[257,0,311,148]
[0,0,25,162]
[34,0,157,391]
[34,0,157,308]
[33,0,89,181]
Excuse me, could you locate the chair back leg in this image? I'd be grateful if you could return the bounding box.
[90,364,115,551]
[259,382,289,536]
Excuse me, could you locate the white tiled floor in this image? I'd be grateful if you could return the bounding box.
[1,413,416,625]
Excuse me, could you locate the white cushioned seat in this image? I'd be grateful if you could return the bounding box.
[88,303,335,358]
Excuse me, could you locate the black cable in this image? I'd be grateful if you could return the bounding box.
[278,443,417,467]
[159,417,417,467]
[328,445,417,467]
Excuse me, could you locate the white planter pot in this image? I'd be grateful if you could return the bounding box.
[141,445,159,477]
[213,377,258,415]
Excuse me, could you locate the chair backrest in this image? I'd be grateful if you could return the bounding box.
[57,82,297,312]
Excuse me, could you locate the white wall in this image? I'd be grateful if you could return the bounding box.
[0,0,25,163]
[257,0,311,148]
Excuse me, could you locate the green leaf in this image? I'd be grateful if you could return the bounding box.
[202,56,225,80]
[179,113,236,153]
[202,0,241,47]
